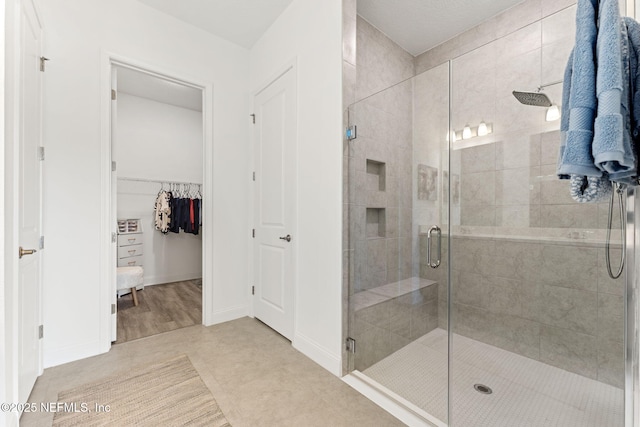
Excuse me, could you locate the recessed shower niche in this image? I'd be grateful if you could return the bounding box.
[365,159,387,238]
[366,208,386,238]
[366,159,386,191]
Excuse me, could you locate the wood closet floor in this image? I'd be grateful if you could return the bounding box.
[115,279,202,344]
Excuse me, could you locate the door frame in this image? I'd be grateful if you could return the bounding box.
[99,52,214,350]
[250,59,299,337]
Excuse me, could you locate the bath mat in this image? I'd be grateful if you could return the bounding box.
[52,354,230,427]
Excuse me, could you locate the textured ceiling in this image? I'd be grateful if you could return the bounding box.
[137,0,294,49]
[116,66,203,112]
[358,0,527,56]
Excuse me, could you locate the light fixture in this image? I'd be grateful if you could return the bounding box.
[452,122,493,143]
[462,124,472,139]
[545,104,560,121]
[477,121,488,136]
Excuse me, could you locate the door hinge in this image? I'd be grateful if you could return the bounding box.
[346,337,356,353]
[112,161,117,172]
[250,114,255,124]
[39,236,45,250]
[252,229,255,238]
[38,325,43,339]
[37,146,45,161]
[39,57,49,72]
[252,172,255,181]
[251,286,255,295]
[111,232,117,243]
[111,304,116,314]
[111,89,117,100]
[346,125,357,141]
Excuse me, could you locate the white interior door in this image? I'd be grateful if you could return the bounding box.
[18,0,43,404]
[253,67,297,340]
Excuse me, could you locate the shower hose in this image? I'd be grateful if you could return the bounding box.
[606,182,626,280]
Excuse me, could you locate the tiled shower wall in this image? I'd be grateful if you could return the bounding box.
[346,17,415,294]
[420,235,624,388]
[342,7,422,373]
[454,130,622,229]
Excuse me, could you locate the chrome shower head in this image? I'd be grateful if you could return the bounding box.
[512,90,552,107]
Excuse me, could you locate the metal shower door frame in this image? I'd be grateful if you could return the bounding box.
[626,186,638,427]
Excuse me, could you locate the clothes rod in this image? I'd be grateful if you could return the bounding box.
[117,176,201,186]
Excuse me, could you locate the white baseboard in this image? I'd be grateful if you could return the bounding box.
[208,304,249,326]
[43,340,106,369]
[292,332,341,376]
[142,273,201,287]
[342,371,444,427]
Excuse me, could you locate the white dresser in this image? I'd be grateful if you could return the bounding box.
[117,219,144,268]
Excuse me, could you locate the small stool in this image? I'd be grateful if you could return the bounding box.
[116,266,144,306]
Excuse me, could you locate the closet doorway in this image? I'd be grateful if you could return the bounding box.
[108,62,206,344]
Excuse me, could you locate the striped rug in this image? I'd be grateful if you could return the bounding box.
[52,354,230,426]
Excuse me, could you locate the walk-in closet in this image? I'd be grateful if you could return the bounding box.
[112,65,204,344]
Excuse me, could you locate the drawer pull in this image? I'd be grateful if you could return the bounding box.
[127,238,136,243]
[127,261,136,266]
[128,249,136,255]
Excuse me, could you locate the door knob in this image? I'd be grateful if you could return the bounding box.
[279,235,292,242]
[19,247,37,259]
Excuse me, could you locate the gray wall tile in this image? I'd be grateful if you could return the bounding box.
[597,248,625,296]
[540,325,598,379]
[540,130,562,165]
[540,245,598,291]
[597,338,624,388]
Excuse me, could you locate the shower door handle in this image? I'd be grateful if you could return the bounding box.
[427,225,441,268]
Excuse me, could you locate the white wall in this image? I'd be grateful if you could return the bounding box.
[250,0,344,374]
[40,0,250,367]
[117,93,202,286]
[117,93,203,183]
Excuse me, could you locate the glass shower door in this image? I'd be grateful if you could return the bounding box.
[447,5,626,426]
[345,61,451,425]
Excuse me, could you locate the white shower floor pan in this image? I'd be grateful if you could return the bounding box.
[363,328,623,427]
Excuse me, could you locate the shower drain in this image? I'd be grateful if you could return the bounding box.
[474,384,493,395]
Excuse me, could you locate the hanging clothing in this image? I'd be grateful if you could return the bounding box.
[154,190,171,234]
[181,198,192,233]
[191,198,200,235]
[169,192,180,233]
[156,184,203,235]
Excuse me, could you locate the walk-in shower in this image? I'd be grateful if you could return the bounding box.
[343,1,638,426]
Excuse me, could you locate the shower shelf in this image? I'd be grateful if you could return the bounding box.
[366,208,386,238]
[352,277,437,312]
[366,159,386,192]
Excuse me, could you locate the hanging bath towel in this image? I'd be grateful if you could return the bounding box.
[557,0,601,179]
[592,0,638,183]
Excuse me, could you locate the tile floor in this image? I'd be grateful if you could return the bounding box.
[364,328,624,427]
[22,318,404,427]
